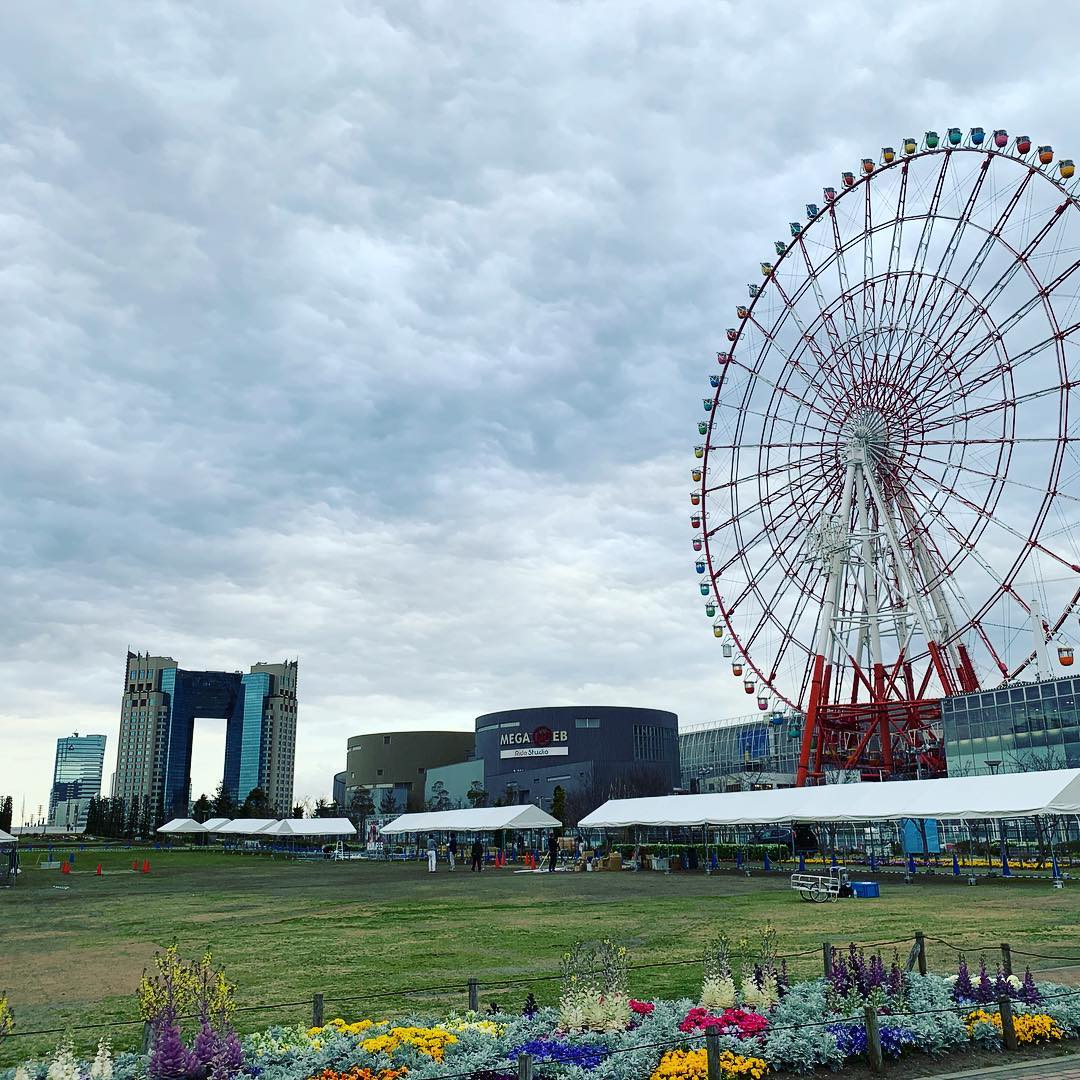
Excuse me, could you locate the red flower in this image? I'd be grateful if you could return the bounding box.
[629,1000,655,1016]
[678,1007,768,1037]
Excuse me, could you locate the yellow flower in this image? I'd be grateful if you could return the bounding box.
[649,1049,767,1080]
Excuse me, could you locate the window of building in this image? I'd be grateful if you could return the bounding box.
[634,724,671,762]
[377,769,383,776]
[383,735,392,745]
[575,718,600,728]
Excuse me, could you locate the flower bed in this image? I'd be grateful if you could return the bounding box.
[4,943,1080,1080]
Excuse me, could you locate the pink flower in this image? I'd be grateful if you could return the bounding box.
[678,1007,769,1038]
[629,1000,655,1016]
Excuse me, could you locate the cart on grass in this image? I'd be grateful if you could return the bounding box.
[790,864,848,902]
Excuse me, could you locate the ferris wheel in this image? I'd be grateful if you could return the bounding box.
[694,128,1080,785]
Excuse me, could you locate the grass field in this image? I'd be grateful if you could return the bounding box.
[1,848,1078,1066]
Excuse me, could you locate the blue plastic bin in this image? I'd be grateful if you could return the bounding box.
[851,881,880,898]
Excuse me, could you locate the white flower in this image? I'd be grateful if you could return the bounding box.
[90,1037,113,1080]
[14,1065,31,1080]
[945,974,959,984]
[47,1040,80,1080]
[1007,975,1022,989]
[701,975,737,1010]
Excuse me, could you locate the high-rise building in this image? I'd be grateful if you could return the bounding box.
[49,733,107,828]
[115,652,298,820]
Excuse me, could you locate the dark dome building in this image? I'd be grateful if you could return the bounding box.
[475,706,679,813]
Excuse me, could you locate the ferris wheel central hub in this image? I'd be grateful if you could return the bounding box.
[843,407,893,468]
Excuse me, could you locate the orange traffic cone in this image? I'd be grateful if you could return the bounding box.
[141,859,150,874]
[96,863,102,876]
[60,861,70,875]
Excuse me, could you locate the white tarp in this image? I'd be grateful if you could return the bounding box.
[579,768,1080,828]
[214,818,279,835]
[381,804,561,835]
[202,817,232,832]
[157,818,209,834]
[259,818,357,838]
[0,828,15,843]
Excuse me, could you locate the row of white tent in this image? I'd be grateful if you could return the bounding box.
[579,769,1080,828]
[158,817,357,837]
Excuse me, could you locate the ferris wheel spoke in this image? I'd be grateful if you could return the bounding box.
[919,381,1070,435]
[706,462,832,539]
[887,150,953,365]
[738,550,821,679]
[754,286,846,409]
[712,395,835,439]
[904,167,1040,376]
[727,357,837,427]
[921,195,1075,380]
[905,154,994,354]
[827,204,863,357]
[915,450,1080,503]
[704,452,829,495]
[908,463,1080,574]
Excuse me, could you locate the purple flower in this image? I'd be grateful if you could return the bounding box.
[976,957,995,1005]
[149,1007,202,1080]
[1020,967,1042,1005]
[828,1022,917,1060]
[953,955,975,1002]
[509,1039,608,1070]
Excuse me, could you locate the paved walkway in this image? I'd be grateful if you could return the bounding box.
[935,1054,1080,1078]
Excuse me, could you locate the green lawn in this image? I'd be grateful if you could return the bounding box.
[1,848,1077,1065]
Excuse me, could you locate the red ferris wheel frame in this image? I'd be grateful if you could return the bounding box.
[695,134,1080,784]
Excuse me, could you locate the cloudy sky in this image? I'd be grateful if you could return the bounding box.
[2,0,1077,819]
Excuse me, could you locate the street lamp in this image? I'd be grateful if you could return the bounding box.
[984,760,1002,775]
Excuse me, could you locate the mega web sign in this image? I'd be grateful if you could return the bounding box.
[499,725,569,759]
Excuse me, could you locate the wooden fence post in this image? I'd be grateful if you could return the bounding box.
[1000,942,1013,977]
[517,1052,534,1080]
[468,978,479,1012]
[915,930,927,975]
[705,1032,722,1080]
[998,996,1018,1051]
[822,941,834,979]
[141,1021,153,1055]
[864,1005,884,1074]
[312,993,324,1028]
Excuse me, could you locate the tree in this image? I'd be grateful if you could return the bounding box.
[291,803,306,819]
[563,765,670,826]
[126,797,141,837]
[465,781,489,809]
[379,788,398,815]
[427,781,452,813]
[348,787,375,833]
[240,787,273,818]
[0,795,13,833]
[550,786,566,834]
[191,794,212,823]
[210,781,237,819]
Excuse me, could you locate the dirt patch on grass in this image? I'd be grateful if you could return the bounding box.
[11,942,159,1005]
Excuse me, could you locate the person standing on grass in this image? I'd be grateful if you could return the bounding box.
[471,836,483,872]
[547,831,559,872]
[426,834,438,873]
[448,833,457,871]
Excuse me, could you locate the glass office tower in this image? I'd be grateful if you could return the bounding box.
[115,653,298,820]
[49,733,107,827]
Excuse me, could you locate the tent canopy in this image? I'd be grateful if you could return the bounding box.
[214,818,279,835]
[157,818,209,834]
[259,818,356,837]
[579,768,1080,828]
[381,805,561,835]
[0,828,15,843]
[202,817,231,831]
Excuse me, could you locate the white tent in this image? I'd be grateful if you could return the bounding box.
[0,828,15,843]
[381,804,561,835]
[202,817,232,832]
[215,818,279,835]
[259,818,356,838]
[579,768,1080,828]
[157,818,209,834]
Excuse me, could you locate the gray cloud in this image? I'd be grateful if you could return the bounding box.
[3,0,1080,813]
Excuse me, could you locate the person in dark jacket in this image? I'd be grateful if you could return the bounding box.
[448,833,458,871]
[547,831,559,872]
[470,837,483,872]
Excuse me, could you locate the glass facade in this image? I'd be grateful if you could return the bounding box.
[49,734,107,827]
[680,715,803,790]
[942,676,1080,775]
[238,672,271,799]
